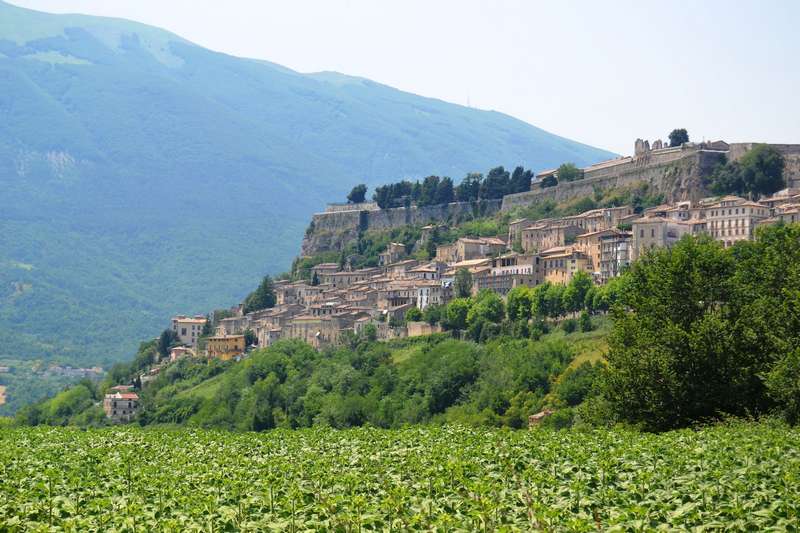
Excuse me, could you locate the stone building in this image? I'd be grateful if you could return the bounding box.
[537,247,592,284]
[703,196,771,247]
[171,315,207,347]
[631,217,694,261]
[521,223,582,254]
[103,391,139,423]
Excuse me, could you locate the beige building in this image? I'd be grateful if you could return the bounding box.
[538,247,592,285]
[631,217,694,261]
[206,335,246,361]
[521,223,582,254]
[575,228,620,274]
[103,391,139,423]
[171,315,207,347]
[704,196,771,247]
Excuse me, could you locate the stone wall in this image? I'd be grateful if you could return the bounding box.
[301,199,502,256]
[502,148,726,211]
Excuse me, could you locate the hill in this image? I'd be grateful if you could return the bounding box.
[0,0,615,371]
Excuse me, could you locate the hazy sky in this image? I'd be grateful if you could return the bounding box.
[11,0,800,155]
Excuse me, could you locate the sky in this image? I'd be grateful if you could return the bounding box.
[10,0,800,155]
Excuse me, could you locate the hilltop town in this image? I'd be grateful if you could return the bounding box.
[103,137,800,421]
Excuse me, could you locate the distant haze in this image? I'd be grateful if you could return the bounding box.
[10,0,800,155]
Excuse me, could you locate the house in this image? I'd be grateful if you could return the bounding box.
[537,247,592,284]
[575,228,621,274]
[630,216,693,260]
[169,346,195,362]
[599,231,632,283]
[103,391,139,423]
[171,315,207,347]
[206,335,246,361]
[472,253,542,295]
[415,280,451,310]
[703,195,771,247]
[521,223,582,254]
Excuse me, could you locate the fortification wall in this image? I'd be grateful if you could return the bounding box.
[301,199,502,256]
[502,149,725,211]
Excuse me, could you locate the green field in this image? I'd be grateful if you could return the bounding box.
[0,422,798,530]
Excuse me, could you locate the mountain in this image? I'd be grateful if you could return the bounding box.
[0,0,615,370]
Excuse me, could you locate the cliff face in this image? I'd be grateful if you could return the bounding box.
[502,148,726,211]
[301,200,502,256]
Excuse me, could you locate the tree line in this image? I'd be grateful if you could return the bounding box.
[347,166,535,209]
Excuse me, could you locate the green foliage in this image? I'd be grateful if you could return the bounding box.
[506,286,534,322]
[445,298,471,330]
[453,268,473,298]
[579,310,593,332]
[243,329,257,347]
[602,225,800,430]
[157,329,179,360]
[242,276,277,314]
[1,422,798,529]
[668,128,689,147]
[404,307,423,322]
[562,271,593,314]
[556,162,583,182]
[707,145,785,198]
[347,184,367,203]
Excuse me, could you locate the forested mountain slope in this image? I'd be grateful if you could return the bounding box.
[0,0,614,368]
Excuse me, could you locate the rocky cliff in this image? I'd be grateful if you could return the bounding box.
[301,200,502,256]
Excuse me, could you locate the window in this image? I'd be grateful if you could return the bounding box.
[651,228,655,237]
[181,328,187,336]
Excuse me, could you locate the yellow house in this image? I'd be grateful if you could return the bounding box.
[206,335,246,361]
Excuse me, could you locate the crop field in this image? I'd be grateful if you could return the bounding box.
[0,423,798,531]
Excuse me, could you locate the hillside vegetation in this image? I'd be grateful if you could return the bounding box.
[0,0,614,372]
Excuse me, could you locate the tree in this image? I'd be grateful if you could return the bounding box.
[244,328,258,347]
[506,286,533,322]
[556,163,582,182]
[454,268,473,298]
[668,128,689,147]
[539,174,558,188]
[708,145,785,198]
[157,329,179,360]
[405,307,423,322]
[479,166,511,199]
[543,283,565,318]
[201,315,214,336]
[445,298,472,330]
[419,175,441,206]
[347,184,367,204]
[243,275,277,314]
[423,304,444,325]
[510,166,534,194]
[455,173,482,202]
[436,177,455,204]
[466,291,505,328]
[601,235,776,431]
[562,271,593,314]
